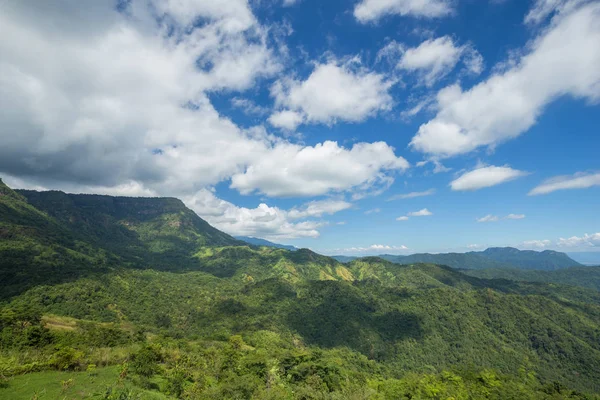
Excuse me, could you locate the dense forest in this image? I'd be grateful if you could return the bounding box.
[2,179,600,399]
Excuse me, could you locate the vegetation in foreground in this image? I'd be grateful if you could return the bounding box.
[1,179,600,399]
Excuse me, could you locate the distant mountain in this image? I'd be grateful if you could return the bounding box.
[379,252,512,270]
[478,247,581,270]
[333,247,582,271]
[235,236,297,251]
[331,255,358,263]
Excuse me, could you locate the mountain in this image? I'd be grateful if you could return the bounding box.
[2,180,600,398]
[235,236,298,251]
[479,247,582,270]
[465,266,600,292]
[334,247,582,271]
[378,252,512,270]
[331,255,358,263]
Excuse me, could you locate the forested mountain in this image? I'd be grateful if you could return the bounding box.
[333,247,582,271]
[465,266,600,291]
[2,180,600,399]
[235,236,298,251]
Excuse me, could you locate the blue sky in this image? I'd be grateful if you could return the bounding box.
[0,0,599,255]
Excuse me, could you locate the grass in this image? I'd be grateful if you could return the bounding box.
[0,366,169,399]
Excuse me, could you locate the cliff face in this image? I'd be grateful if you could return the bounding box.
[17,190,242,250]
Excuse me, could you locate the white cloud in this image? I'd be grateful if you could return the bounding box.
[365,208,381,215]
[467,244,482,249]
[450,165,528,191]
[231,97,269,116]
[0,1,408,203]
[287,199,352,219]
[477,215,499,223]
[333,244,410,254]
[268,110,305,131]
[525,0,588,25]
[416,159,451,173]
[528,172,600,195]
[270,59,394,126]
[557,233,600,248]
[396,216,410,221]
[354,0,453,23]
[521,239,552,249]
[505,213,526,220]
[407,208,433,217]
[387,188,436,201]
[411,1,600,156]
[230,141,409,197]
[398,36,481,86]
[184,189,347,239]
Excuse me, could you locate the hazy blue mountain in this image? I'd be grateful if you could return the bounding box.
[332,247,582,271]
[331,255,358,263]
[479,247,582,270]
[235,236,297,251]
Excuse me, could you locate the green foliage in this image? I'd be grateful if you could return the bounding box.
[466,266,600,291]
[1,180,600,398]
[130,345,163,378]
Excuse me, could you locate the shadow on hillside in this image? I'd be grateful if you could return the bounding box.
[285,280,423,359]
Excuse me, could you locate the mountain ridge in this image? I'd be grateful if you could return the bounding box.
[332,246,581,271]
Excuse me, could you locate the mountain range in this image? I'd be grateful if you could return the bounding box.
[1,178,600,399]
[332,247,582,271]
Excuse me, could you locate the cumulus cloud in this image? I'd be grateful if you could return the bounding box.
[354,0,453,23]
[396,216,410,221]
[268,110,305,131]
[270,59,394,128]
[450,165,528,191]
[528,172,600,195]
[505,213,526,220]
[230,141,409,197]
[387,188,436,201]
[0,0,408,207]
[411,1,600,156]
[557,233,600,248]
[184,189,348,239]
[398,36,483,86]
[365,208,381,215]
[477,215,499,223]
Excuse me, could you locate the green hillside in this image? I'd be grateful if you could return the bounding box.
[465,266,600,291]
[1,181,600,399]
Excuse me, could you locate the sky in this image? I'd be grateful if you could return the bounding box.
[0,0,599,255]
